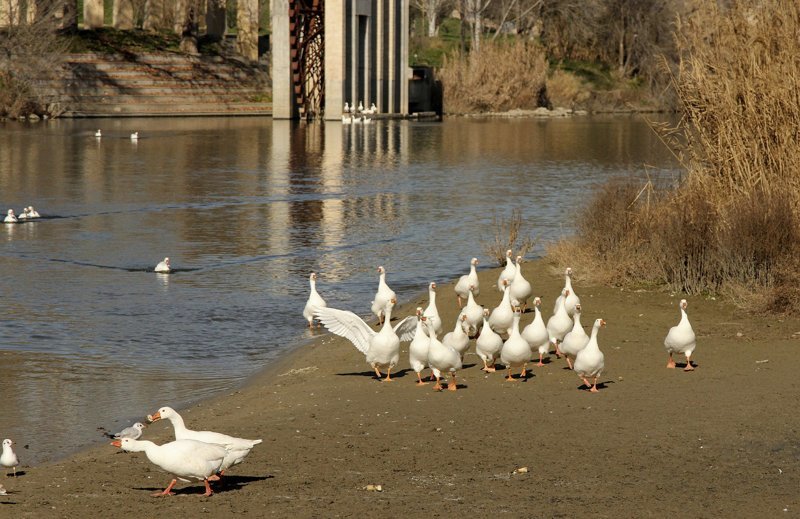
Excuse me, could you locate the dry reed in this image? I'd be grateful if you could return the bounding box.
[483,208,536,266]
[549,0,800,313]
[438,40,548,114]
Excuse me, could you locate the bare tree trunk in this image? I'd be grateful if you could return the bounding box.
[428,3,437,37]
[180,0,200,55]
[459,0,467,53]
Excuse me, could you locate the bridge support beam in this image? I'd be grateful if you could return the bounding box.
[83,0,104,28]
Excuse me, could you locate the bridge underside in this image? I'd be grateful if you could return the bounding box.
[273,0,408,120]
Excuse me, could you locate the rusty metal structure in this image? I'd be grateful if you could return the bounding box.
[289,0,325,119]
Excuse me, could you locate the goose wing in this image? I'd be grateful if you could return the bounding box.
[316,306,376,354]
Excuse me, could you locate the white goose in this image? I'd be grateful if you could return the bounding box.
[17,207,29,220]
[1,439,19,477]
[547,289,573,356]
[497,249,516,291]
[422,282,442,336]
[147,406,262,478]
[316,298,412,381]
[303,272,327,328]
[4,209,17,223]
[521,297,550,366]
[27,206,40,218]
[488,281,514,335]
[155,257,171,273]
[554,267,580,316]
[509,255,532,310]
[573,318,606,392]
[342,114,352,124]
[500,309,532,381]
[442,314,470,360]
[426,318,461,391]
[408,308,431,384]
[475,308,503,372]
[344,102,351,113]
[130,131,139,141]
[371,266,397,325]
[454,257,479,307]
[112,437,226,497]
[665,299,696,371]
[459,286,483,336]
[560,303,589,369]
[94,129,102,138]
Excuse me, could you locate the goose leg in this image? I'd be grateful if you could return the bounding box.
[374,367,382,379]
[382,366,394,382]
[537,353,545,367]
[447,373,458,391]
[505,368,516,382]
[683,354,694,371]
[580,376,591,390]
[433,376,443,391]
[457,296,463,308]
[555,341,563,358]
[566,356,573,370]
[520,364,527,379]
[416,372,428,385]
[590,376,599,392]
[485,360,496,373]
[152,478,178,497]
[667,352,676,369]
[203,478,214,497]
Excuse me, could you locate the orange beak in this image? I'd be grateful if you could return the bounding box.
[110,440,122,447]
[148,411,162,422]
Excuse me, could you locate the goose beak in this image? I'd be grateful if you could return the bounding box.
[147,411,162,423]
[110,440,122,448]
[601,319,607,327]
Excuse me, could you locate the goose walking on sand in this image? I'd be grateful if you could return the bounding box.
[422,282,442,336]
[509,255,532,311]
[408,309,431,384]
[459,286,484,336]
[1,439,19,477]
[500,309,532,381]
[112,437,227,497]
[488,281,514,335]
[475,308,503,372]
[454,257,479,307]
[665,299,697,371]
[554,268,580,316]
[371,266,397,325]
[574,318,606,392]
[316,299,411,381]
[303,272,327,328]
[521,297,550,366]
[560,303,590,369]
[426,318,461,391]
[497,250,516,292]
[147,406,262,478]
[442,314,470,361]
[547,289,573,357]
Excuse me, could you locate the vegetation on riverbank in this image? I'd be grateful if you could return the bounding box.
[548,0,800,314]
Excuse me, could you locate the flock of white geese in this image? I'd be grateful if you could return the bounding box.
[305,250,698,392]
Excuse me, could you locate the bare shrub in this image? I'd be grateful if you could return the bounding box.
[0,3,70,117]
[545,69,591,109]
[438,39,548,113]
[482,208,536,266]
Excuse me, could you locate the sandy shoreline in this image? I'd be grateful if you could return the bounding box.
[3,259,800,517]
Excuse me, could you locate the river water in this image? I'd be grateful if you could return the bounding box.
[0,115,677,464]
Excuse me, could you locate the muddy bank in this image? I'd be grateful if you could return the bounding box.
[2,259,798,517]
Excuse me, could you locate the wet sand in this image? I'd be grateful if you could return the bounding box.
[3,260,799,517]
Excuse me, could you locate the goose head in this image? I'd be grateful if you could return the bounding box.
[163,257,171,268]
[147,406,177,423]
[566,267,573,277]
[415,307,423,318]
[483,308,490,318]
[429,281,437,291]
[7,209,14,216]
[111,437,144,452]
[533,296,542,307]
[506,249,513,259]
[680,299,688,310]
[574,303,582,315]
[516,255,523,264]
[471,257,478,266]
[377,266,386,275]
[310,272,317,281]
[594,318,606,328]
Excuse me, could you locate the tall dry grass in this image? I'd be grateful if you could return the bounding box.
[548,0,800,313]
[438,40,548,114]
[483,209,536,266]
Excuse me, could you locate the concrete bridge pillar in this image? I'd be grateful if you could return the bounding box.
[83,0,104,29]
[113,0,135,29]
[271,0,292,119]
[236,0,259,61]
[205,0,226,40]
